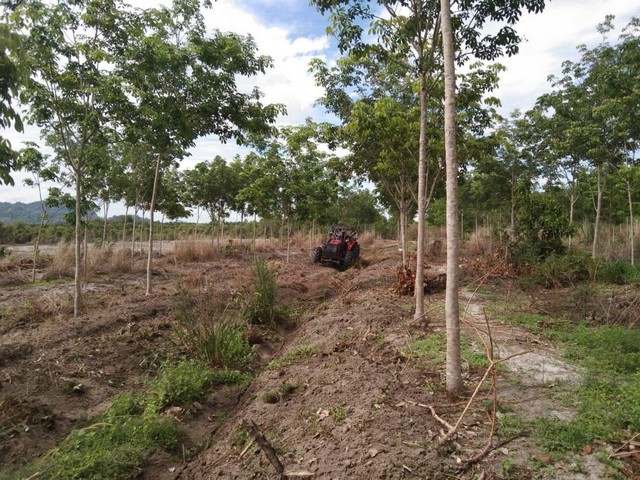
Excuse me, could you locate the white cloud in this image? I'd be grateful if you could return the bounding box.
[492,0,639,115]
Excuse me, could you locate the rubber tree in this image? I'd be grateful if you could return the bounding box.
[534,17,636,258]
[0,18,29,185]
[182,156,238,249]
[13,0,132,316]
[313,0,545,323]
[18,143,59,281]
[117,0,284,294]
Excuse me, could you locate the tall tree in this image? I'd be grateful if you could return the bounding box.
[13,0,131,315]
[440,0,462,396]
[0,18,29,185]
[117,0,284,294]
[313,0,545,322]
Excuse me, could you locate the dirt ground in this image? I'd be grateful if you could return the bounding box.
[0,241,633,479]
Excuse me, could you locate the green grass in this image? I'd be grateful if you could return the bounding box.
[404,332,490,372]
[404,332,446,365]
[242,257,283,326]
[266,343,317,370]
[173,288,253,369]
[2,361,250,480]
[503,310,640,458]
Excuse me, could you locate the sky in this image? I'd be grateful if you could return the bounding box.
[1,0,638,218]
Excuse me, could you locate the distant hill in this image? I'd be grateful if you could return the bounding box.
[0,202,73,224]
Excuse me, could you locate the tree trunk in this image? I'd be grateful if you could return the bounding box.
[399,205,408,268]
[414,71,428,322]
[441,0,462,397]
[73,169,82,316]
[627,180,635,265]
[102,201,109,250]
[568,189,576,249]
[131,205,137,260]
[32,185,47,283]
[160,213,165,254]
[286,218,291,263]
[146,154,162,296]
[122,205,128,249]
[592,165,603,259]
[240,210,244,248]
[253,213,257,251]
[195,206,200,236]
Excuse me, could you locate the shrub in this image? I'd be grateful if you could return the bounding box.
[595,259,640,285]
[522,252,594,288]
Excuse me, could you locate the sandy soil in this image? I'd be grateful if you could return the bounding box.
[0,241,631,479]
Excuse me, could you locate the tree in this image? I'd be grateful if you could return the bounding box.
[13,0,131,316]
[440,0,462,396]
[117,0,284,294]
[313,0,545,322]
[18,142,59,281]
[240,123,339,261]
[535,16,639,258]
[0,19,29,185]
[183,156,237,249]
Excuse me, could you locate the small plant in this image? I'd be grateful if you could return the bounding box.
[261,383,297,404]
[266,343,317,370]
[149,360,215,408]
[404,333,446,365]
[522,252,593,288]
[209,369,252,387]
[242,257,282,326]
[596,259,640,285]
[331,405,347,422]
[173,287,253,368]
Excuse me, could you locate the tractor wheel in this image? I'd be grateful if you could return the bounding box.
[313,247,323,263]
[350,243,360,260]
[343,251,355,269]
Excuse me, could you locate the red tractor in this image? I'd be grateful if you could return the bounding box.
[313,224,360,269]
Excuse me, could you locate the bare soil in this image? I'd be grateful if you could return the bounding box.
[0,241,632,479]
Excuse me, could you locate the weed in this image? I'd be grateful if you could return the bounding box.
[501,458,517,475]
[596,259,640,285]
[262,390,280,404]
[242,257,284,326]
[173,287,253,368]
[266,343,317,370]
[331,405,347,422]
[522,252,593,288]
[209,369,252,387]
[149,360,215,408]
[497,414,531,438]
[404,332,446,365]
[7,358,242,479]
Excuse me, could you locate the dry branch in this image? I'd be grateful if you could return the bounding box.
[243,420,284,475]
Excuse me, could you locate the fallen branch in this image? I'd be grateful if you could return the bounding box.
[243,420,284,476]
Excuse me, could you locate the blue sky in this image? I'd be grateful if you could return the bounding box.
[1,0,639,217]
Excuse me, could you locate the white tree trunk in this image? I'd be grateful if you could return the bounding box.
[627,180,636,265]
[146,154,162,295]
[73,169,82,316]
[441,0,462,397]
[592,165,603,259]
[414,71,428,322]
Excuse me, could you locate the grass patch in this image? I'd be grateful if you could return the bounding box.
[595,259,640,285]
[404,333,490,372]
[404,332,446,365]
[173,287,253,369]
[266,344,317,370]
[242,257,286,327]
[3,361,249,480]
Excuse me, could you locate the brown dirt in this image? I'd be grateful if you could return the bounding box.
[0,241,625,479]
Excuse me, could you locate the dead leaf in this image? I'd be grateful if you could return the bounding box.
[580,444,593,455]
